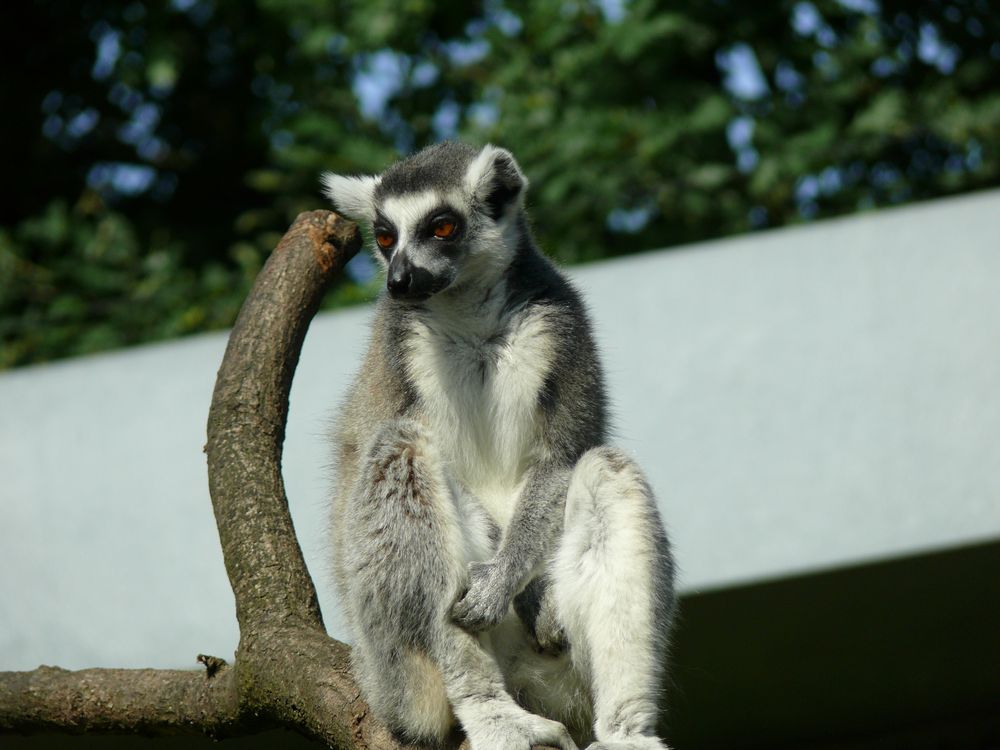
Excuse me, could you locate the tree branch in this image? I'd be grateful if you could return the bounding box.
[206,209,361,633]
[0,663,243,737]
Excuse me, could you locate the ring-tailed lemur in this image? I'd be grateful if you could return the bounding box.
[323,142,675,750]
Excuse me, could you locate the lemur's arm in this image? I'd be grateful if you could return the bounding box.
[450,463,570,632]
[450,292,604,634]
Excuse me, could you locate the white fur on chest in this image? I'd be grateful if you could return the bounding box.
[404,304,555,527]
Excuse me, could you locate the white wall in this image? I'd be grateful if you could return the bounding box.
[2,189,999,671]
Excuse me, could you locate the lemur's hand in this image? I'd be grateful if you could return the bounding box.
[451,560,513,632]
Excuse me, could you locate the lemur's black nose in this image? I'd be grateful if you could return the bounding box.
[388,255,438,300]
[387,264,412,298]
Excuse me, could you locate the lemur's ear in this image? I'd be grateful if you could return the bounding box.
[320,172,380,222]
[465,144,528,221]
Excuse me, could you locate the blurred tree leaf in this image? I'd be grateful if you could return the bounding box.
[1,0,997,368]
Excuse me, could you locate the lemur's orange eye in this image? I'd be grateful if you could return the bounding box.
[433,220,456,239]
[376,232,395,249]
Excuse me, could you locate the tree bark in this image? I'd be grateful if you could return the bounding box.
[0,664,241,737]
[206,210,344,635]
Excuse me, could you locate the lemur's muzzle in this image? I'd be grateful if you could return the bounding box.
[387,254,438,301]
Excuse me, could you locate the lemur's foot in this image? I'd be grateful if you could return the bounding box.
[586,736,670,750]
[463,702,578,750]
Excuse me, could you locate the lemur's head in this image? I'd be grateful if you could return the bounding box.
[322,142,528,302]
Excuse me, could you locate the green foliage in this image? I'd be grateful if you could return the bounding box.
[0,197,261,368]
[2,0,997,367]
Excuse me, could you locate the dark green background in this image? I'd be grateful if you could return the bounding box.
[2,0,998,368]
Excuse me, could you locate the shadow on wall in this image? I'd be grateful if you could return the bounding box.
[669,539,1000,749]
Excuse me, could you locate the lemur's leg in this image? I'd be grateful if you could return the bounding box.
[550,447,675,750]
[342,418,578,750]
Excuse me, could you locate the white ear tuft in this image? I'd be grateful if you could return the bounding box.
[320,173,380,221]
[465,144,527,221]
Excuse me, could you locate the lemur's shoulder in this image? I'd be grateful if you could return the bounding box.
[503,232,587,317]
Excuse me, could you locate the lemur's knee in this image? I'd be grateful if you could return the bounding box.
[581,446,639,475]
[567,447,654,521]
[369,416,426,452]
[363,418,430,481]
[357,418,447,514]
